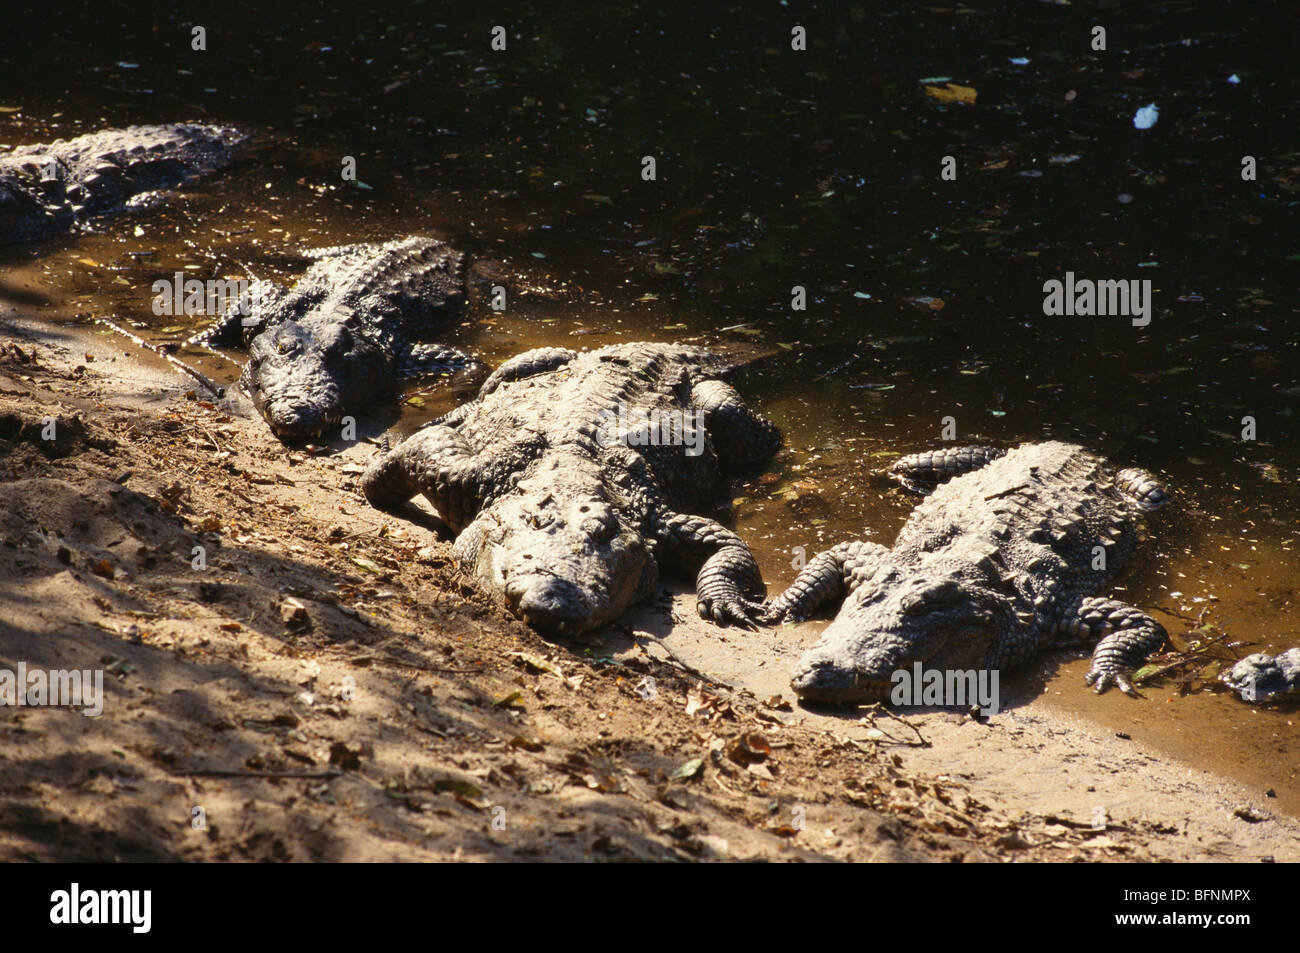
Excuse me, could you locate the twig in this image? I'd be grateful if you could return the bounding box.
[94,317,225,397]
[181,769,343,780]
[860,702,930,747]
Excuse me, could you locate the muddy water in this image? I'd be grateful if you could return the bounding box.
[2,2,1296,813]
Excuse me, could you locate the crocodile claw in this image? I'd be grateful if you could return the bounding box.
[697,594,761,630]
[1084,663,1139,697]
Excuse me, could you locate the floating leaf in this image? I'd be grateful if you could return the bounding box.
[926,83,977,105]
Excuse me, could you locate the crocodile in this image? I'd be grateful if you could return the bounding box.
[763,442,1171,705]
[0,123,245,244]
[199,236,477,440]
[361,342,780,633]
[1221,649,1300,703]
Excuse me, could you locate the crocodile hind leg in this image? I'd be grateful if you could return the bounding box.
[1114,467,1171,511]
[889,445,1006,494]
[1055,596,1168,695]
[691,380,781,469]
[361,424,488,531]
[761,540,889,623]
[654,510,766,628]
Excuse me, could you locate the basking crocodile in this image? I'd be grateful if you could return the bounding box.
[763,442,1171,705]
[361,342,780,633]
[0,123,245,244]
[1221,649,1300,703]
[200,236,476,440]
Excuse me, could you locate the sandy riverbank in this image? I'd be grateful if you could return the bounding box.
[0,309,1294,862]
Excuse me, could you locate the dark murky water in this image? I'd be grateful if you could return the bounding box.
[2,2,1296,811]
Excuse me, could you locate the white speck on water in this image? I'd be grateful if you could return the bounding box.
[1009,57,1030,65]
[1227,73,1241,84]
[1133,103,1159,129]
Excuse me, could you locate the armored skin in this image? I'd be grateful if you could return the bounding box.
[196,236,476,441]
[361,342,780,634]
[764,442,1171,705]
[0,123,245,243]
[1221,649,1300,703]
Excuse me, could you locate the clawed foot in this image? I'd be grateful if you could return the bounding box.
[1085,662,1140,697]
[696,591,765,629]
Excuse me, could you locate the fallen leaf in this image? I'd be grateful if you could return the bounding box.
[511,652,563,678]
[668,758,703,781]
[925,83,977,105]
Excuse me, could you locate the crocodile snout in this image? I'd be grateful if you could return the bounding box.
[508,576,592,634]
[791,658,893,706]
[263,400,333,440]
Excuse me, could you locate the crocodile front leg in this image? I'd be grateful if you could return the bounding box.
[361,424,487,531]
[691,380,780,469]
[889,445,1006,494]
[762,540,889,622]
[654,511,765,628]
[1056,596,1168,696]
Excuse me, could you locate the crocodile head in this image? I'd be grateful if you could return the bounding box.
[243,316,386,440]
[791,573,1005,706]
[0,175,63,244]
[454,462,657,635]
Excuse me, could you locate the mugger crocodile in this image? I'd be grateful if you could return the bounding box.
[361,342,781,633]
[0,123,245,243]
[762,442,1172,705]
[1221,649,1300,703]
[196,235,477,440]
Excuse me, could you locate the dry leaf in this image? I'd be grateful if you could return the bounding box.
[925,83,977,104]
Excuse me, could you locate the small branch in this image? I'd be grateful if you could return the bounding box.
[181,768,343,780]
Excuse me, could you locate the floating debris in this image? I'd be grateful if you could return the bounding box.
[1133,103,1159,129]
